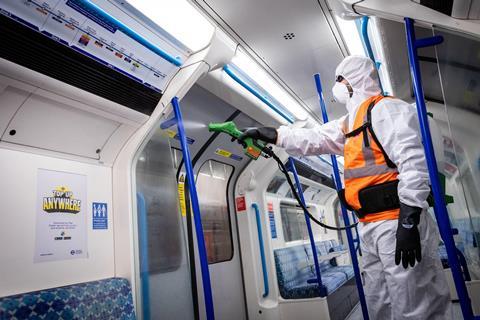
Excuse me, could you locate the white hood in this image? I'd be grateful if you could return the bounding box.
[335,55,382,115]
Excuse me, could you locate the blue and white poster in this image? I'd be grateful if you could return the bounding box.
[267,203,277,239]
[34,169,87,263]
[269,212,277,239]
[92,202,108,230]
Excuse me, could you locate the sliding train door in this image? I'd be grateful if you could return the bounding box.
[134,129,195,319]
[133,83,264,319]
[172,85,262,320]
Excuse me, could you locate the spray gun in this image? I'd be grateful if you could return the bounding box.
[207,121,357,231]
[208,121,269,160]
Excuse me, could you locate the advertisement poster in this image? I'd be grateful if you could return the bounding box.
[34,169,87,263]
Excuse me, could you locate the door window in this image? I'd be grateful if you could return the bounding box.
[280,204,308,242]
[196,160,234,263]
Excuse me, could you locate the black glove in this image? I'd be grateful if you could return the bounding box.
[395,203,422,268]
[238,127,278,144]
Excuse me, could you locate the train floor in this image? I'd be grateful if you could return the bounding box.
[345,301,463,319]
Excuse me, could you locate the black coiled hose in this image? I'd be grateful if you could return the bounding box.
[264,148,358,231]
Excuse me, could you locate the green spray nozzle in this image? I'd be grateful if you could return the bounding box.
[208,121,265,160]
[208,121,242,139]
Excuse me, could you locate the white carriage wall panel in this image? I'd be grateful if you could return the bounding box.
[0,148,114,297]
[2,92,120,159]
[0,79,34,136]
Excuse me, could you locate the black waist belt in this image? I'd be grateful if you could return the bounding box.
[338,180,400,219]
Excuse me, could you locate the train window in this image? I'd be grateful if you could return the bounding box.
[196,160,234,263]
[267,175,287,193]
[280,204,308,242]
[285,183,310,199]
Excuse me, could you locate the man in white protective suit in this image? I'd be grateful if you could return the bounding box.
[239,55,452,319]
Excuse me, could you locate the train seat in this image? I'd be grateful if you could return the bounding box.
[0,278,135,320]
[319,240,355,279]
[308,240,354,280]
[438,217,479,269]
[274,240,354,299]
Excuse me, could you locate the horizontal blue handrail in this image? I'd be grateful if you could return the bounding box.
[252,203,269,298]
[223,65,294,123]
[70,0,182,66]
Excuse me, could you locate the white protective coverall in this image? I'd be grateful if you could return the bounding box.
[276,56,451,319]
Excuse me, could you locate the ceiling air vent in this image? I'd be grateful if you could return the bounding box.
[0,14,161,116]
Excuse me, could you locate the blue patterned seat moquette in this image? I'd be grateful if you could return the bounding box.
[0,278,135,320]
[274,240,354,299]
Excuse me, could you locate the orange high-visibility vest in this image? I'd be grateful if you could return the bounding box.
[344,95,400,223]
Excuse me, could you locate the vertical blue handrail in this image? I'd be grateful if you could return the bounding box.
[137,192,151,320]
[288,157,327,297]
[252,203,270,298]
[350,212,362,255]
[314,74,369,320]
[172,97,215,320]
[360,16,385,95]
[360,17,376,64]
[404,18,475,320]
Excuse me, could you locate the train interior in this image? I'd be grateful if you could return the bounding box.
[1,0,480,319]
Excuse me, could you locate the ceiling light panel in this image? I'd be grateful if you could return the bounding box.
[231,49,309,121]
[126,0,215,52]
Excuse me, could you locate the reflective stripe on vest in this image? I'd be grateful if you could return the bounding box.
[344,163,397,179]
[343,95,400,222]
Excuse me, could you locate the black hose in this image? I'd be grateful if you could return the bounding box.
[266,149,358,231]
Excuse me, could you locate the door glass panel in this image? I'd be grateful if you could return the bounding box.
[135,130,194,319]
[196,160,234,264]
[432,26,480,279]
[280,204,308,242]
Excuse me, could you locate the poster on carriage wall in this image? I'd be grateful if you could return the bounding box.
[34,169,87,263]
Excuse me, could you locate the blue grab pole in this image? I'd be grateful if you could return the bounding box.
[252,203,270,298]
[361,17,376,65]
[360,16,384,95]
[314,74,369,320]
[404,18,474,320]
[137,192,151,320]
[288,157,327,297]
[350,211,362,255]
[172,97,215,320]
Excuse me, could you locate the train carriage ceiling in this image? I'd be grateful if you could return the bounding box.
[192,0,350,122]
